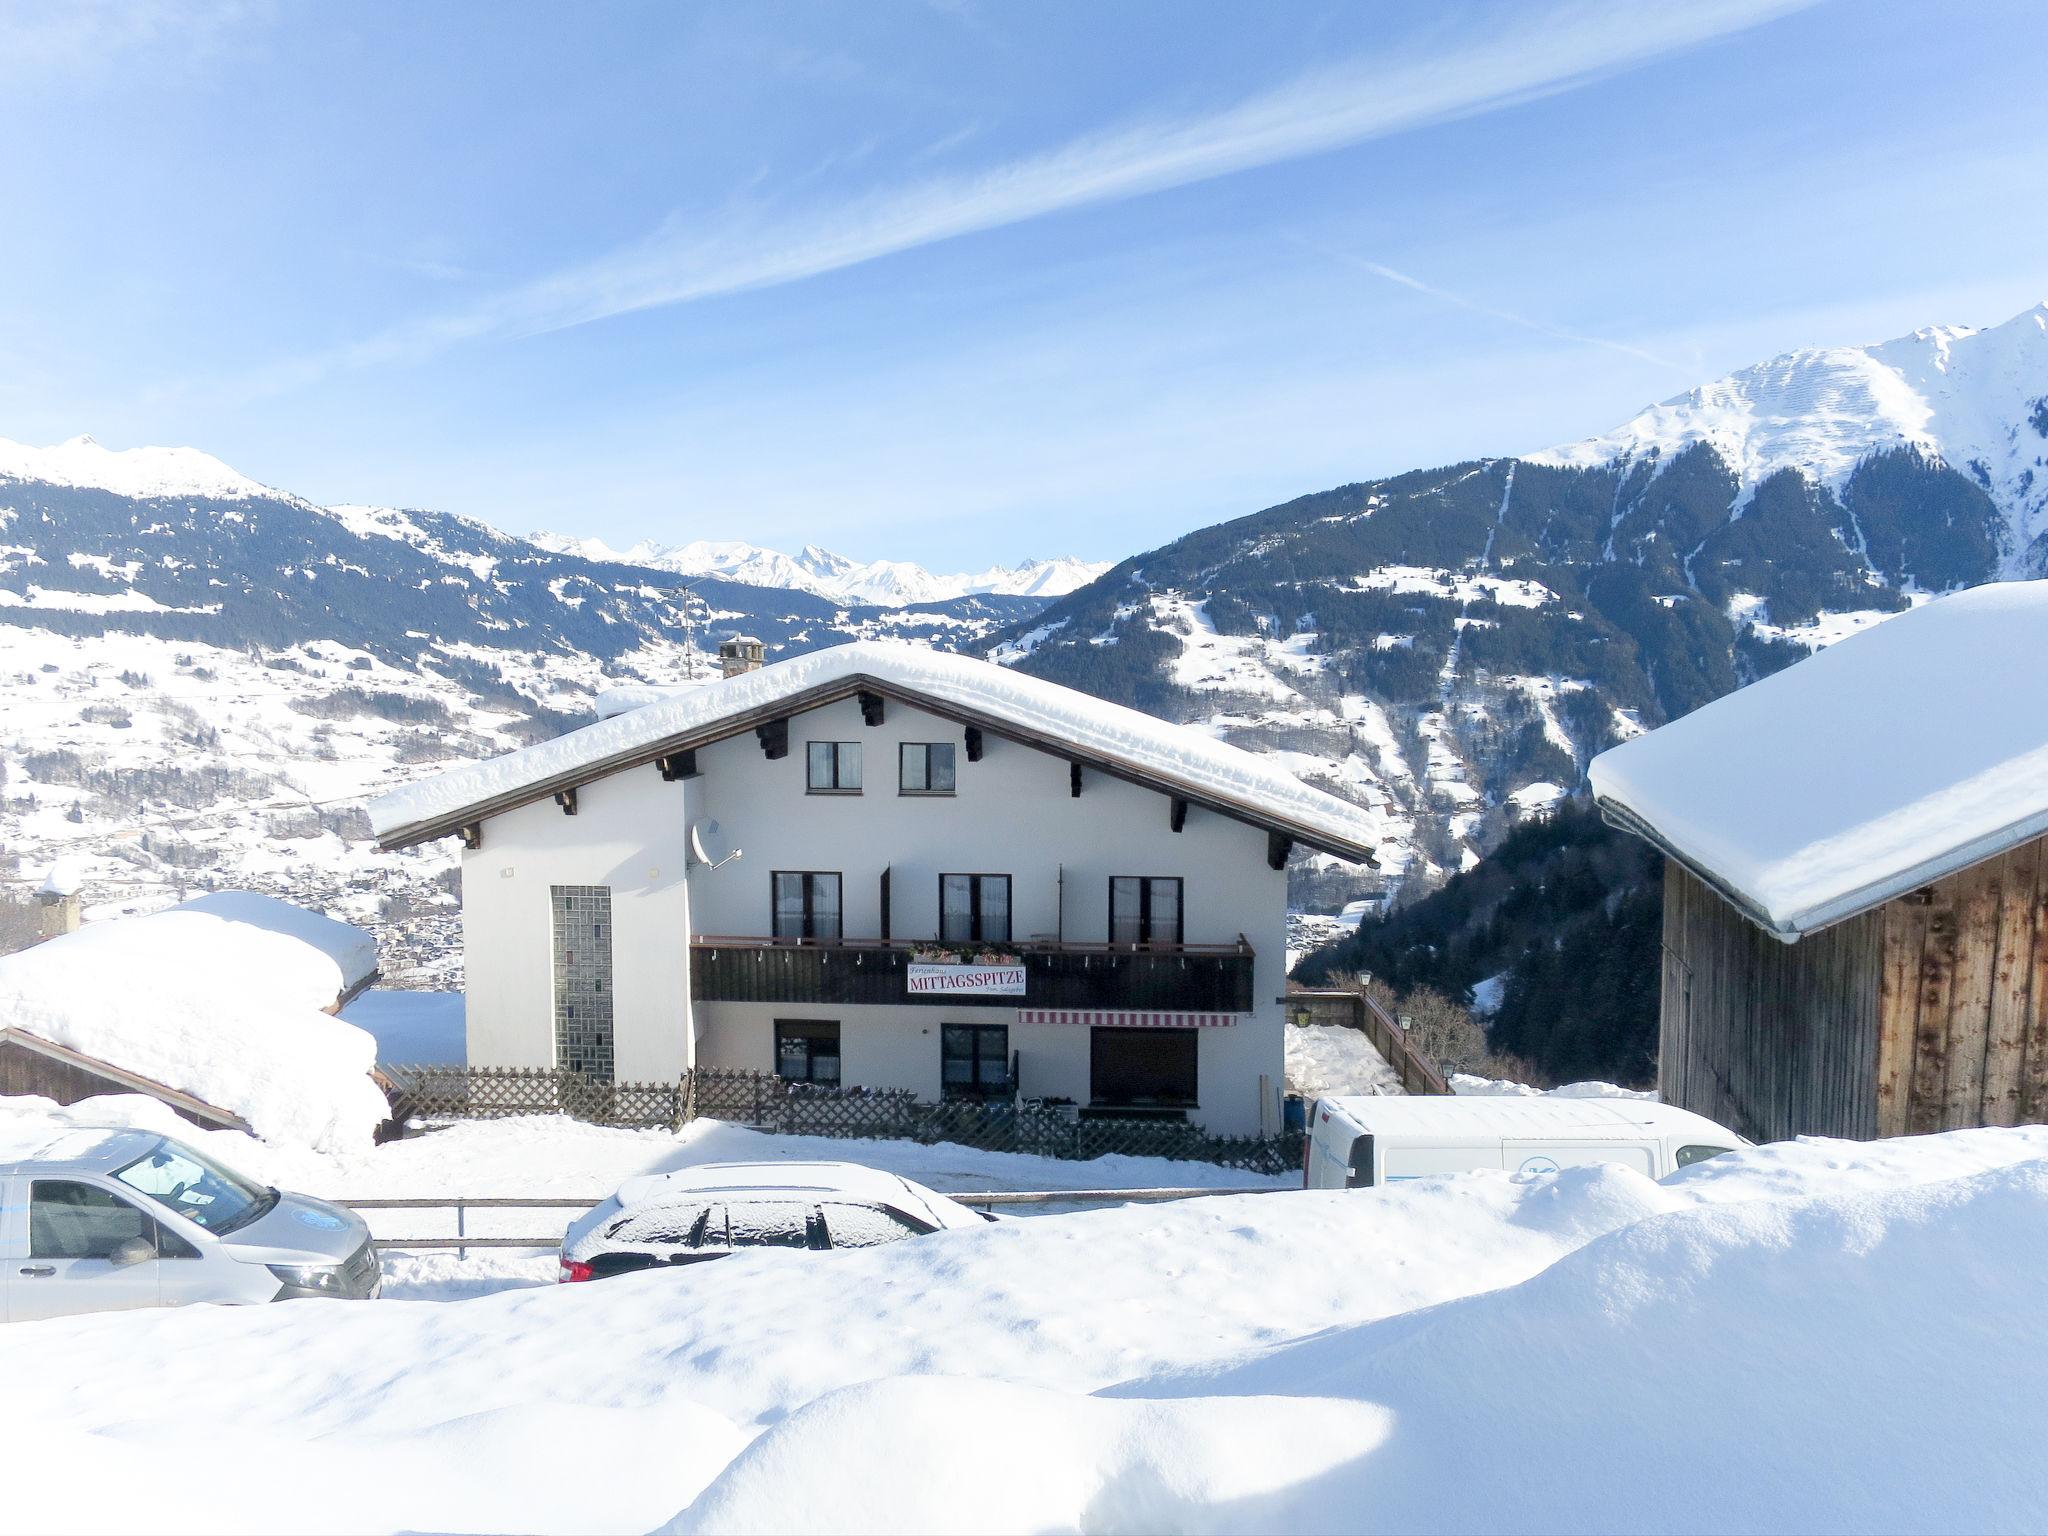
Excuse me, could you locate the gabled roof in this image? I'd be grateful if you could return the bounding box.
[368,641,1383,862]
[1589,581,2048,940]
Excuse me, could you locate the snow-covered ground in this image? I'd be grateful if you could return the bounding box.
[1,1092,1292,1298]
[1285,1023,1404,1099]
[1,1108,2044,1532]
[1451,1072,1656,1100]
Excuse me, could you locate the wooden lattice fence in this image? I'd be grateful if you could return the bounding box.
[384,1063,1302,1173]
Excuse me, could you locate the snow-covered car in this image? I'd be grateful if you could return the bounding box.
[559,1161,987,1282]
[1,1127,378,1322]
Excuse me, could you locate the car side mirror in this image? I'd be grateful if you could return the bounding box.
[109,1236,157,1268]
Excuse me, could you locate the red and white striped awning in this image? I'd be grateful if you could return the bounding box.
[1016,1009,1242,1029]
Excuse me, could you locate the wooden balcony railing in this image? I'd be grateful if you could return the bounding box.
[689,935,1256,1013]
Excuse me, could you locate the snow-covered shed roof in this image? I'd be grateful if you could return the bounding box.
[369,641,1383,862]
[0,895,389,1150]
[1589,581,2048,940]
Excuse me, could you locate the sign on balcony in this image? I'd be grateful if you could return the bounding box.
[907,962,1027,996]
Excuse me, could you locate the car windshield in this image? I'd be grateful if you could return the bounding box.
[112,1137,274,1233]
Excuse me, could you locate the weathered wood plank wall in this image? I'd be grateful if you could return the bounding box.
[0,1040,238,1133]
[1876,836,2048,1135]
[1659,863,1885,1141]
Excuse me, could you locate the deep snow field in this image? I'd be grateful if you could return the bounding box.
[4,1094,2046,1535]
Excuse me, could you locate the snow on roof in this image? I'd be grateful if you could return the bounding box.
[612,1160,935,1210]
[1590,581,2048,939]
[36,857,83,899]
[0,895,388,1151]
[369,641,1383,859]
[173,891,381,993]
[0,434,270,500]
[1316,1095,1732,1141]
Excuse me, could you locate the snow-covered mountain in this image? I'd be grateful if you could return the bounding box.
[528,533,1109,607]
[0,443,1058,978]
[1533,302,2048,572]
[0,433,272,501]
[996,301,2048,901]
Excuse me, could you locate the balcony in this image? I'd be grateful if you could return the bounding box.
[689,935,1255,1014]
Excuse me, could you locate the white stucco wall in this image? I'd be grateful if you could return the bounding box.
[461,766,695,1082]
[463,693,1296,1133]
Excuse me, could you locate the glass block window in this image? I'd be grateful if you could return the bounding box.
[551,884,615,1082]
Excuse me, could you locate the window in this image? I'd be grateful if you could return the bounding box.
[806,741,862,792]
[1110,877,1183,946]
[1089,1026,1198,1108]
[612,1204,715,1251]
[723,1200,822,1251]
[29,1181,152,1261]
[899,742,957,795]
[776,1019,842,1085]
[1675,1144,1735,1168]
[942,1023,1010,1103]
[820,1203,933,1247]
[772,872,843,942]
[552,884,614,1082]
[113,1137,269,1233]
[940,874,1011,943]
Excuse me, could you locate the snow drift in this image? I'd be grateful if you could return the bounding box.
[0,893,387,1150]
[2,1127,2046,1532]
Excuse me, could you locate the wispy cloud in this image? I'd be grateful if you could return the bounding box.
[1317,250,1688,372]
[242,0,1810,394]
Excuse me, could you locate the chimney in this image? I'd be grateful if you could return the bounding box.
[34,860,82,940]
[35,889,81,940]
[718,636,765,678]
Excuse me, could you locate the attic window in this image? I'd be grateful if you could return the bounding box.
[900,742,956,795]
[806,741,862,793]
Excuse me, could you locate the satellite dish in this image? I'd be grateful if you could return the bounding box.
[687,818,740,869]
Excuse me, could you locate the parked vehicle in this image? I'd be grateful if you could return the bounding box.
[559,1161,987,1281]
[1303,1096,1745,1190]
[1,1127,379,1322]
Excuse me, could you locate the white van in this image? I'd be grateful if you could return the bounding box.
[1303,1095,1744,1189]
[2,1127,379,1322]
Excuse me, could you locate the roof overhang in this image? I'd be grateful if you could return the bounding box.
[378,672,1377,865]
[0,1027,254,1132]
[1597,794,2048,943]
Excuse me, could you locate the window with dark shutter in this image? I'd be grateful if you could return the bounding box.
[939,874,1011,943]
[1109,877,1184,946]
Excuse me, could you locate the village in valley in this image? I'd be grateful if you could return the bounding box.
[2,5,2046,1534]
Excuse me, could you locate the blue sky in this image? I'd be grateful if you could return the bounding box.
[3,0,2045,568]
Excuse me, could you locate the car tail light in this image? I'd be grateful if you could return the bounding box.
[558,1258,593,1283]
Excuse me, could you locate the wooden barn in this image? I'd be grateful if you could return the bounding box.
[1590,582,2048,1143]
[0,890,381,1136]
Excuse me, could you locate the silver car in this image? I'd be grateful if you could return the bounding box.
[1,1126,379,1322]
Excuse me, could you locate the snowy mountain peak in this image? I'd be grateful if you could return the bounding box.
[0,434,272,501]
[1531,301,2048,571]
[525,532,1109,608]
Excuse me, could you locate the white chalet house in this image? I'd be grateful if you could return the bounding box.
[368,642,1381,1135]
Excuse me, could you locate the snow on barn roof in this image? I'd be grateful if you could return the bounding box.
[1589,581,2048,940]
[0,894,389,1151]
[368,641,1384,861]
